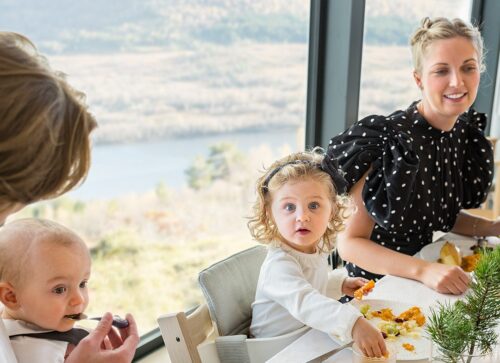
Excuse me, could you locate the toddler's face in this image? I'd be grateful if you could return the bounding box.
[14,241,90,331]
[270,179,333,253]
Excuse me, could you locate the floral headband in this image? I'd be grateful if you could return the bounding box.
[261,158,348,194]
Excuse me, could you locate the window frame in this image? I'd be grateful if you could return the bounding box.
[306,0,500,149]
[471,0,500,133]
[135,0,500,359]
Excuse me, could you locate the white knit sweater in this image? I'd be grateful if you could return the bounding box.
[250,246,361,341]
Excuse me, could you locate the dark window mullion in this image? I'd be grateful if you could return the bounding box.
[471,0,500,135]
[306,0,366,149]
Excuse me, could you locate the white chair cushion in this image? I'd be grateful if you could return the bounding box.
[198,245,267,336]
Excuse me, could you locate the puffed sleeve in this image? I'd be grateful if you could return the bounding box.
[461,110,494,208]
[325,115,419,228]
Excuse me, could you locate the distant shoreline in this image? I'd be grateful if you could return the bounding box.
[92,123,300,146]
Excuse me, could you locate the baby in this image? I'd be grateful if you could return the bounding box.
[248,149,387,357]
[0,218,91,362]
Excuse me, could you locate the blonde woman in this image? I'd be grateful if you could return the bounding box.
[0,32,138,363]
[325,17,499,295]
[248,149,387,358]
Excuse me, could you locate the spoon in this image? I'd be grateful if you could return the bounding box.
[305,341,354,362]
[65,313,129,328]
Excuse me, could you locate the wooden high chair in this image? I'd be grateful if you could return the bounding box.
[157,246,309,363]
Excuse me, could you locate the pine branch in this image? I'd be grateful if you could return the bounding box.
[426,247,500,362]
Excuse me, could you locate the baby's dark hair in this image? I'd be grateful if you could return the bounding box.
[247,148,351,252]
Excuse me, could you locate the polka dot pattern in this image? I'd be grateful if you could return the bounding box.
[326,101,494,281]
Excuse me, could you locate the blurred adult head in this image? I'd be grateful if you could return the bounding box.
[0,32,97,220]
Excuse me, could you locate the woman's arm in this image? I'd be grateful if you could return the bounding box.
[337,174,470,294]
[452,210,500,236]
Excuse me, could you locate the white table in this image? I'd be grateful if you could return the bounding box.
[267,234,500,363]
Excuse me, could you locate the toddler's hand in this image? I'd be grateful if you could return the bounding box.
[351,317,387,357]
[342,277,368,297]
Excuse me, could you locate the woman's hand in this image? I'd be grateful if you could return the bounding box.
[341,277,368,297]
[351,317,387,358]
[419,262,470,295]
[65,312,139,363]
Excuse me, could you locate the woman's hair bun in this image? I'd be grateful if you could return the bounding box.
[421,17,432,29]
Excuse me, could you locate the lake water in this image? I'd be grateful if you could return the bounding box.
[68,129,299,200]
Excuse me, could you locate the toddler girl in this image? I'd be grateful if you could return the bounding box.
[248,149,387,357]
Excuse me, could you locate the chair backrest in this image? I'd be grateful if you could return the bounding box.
[198,245,267,337]
[157,304,216,363]
[159,245,309,363]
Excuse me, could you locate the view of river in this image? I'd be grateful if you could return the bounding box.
[68,129,299,200]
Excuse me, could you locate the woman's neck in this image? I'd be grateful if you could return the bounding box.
[417,101,457,132]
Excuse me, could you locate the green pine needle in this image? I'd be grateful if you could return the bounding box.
[426,246,500,362]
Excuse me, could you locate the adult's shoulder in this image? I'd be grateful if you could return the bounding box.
[325,106,418,188]
[458,108,494,208]
[460,107,488,132]
[324,104,420,228]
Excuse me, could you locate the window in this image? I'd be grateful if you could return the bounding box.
[491,54,500,159]
[359,0,473,118]
[4,0,310,335]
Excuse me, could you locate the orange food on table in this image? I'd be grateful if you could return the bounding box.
[437,241,484,272]
[402,343,415,351]
[354,279,375,300]
[461,254,481,272]
[371,308,396,321]
[397,306,426,326]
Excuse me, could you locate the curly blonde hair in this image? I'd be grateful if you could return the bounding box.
[0,32,97,214]
[410,17,485,74]
[247,148,351,253]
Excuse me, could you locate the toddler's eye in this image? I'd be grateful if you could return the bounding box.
[79,280,88,289]
[53,286,67,294]
[309,202,320,210]
[284,203,296,212]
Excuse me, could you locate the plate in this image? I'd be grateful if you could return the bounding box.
[418,239,476,263]
[349,299,430,361]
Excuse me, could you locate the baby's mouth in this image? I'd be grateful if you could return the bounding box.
[64,313,87,321]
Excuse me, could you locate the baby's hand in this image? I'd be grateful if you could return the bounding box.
[342,277,368,297]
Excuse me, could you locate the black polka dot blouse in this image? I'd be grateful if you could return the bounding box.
[326,101,494,282]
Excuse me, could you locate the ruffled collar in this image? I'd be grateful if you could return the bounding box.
[407,100,469,138]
